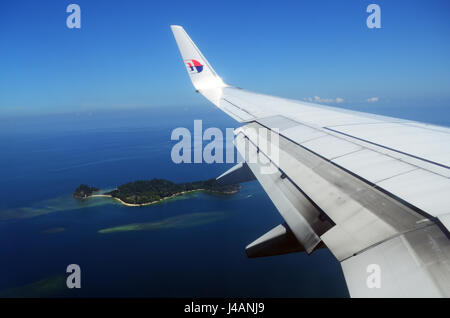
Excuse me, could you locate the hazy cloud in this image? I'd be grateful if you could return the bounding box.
[367,97,379,103]
[304,96,344,104]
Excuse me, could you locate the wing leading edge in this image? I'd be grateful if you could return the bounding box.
[170,25,450,297]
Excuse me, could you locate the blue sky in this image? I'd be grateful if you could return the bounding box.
[1,0,450,116]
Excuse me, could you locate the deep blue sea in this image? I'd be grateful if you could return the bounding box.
[0,102,448,297]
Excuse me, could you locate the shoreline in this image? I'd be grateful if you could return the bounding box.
[86,188,238,207]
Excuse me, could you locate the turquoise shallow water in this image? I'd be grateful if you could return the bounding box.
[7,102,448,297]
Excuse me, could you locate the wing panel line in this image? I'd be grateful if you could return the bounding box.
[324,127,450,170]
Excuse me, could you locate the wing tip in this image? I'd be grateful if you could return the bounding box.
[170,25,183,31]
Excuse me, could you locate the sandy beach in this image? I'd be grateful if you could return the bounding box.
[87,187,239,207]
[88,189,203,207]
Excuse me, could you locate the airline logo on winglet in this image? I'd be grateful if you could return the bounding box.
[185,59,203,73]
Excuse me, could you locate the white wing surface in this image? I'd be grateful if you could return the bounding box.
[171,25,450,297]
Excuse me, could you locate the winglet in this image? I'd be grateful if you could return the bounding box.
[170,25,227,91]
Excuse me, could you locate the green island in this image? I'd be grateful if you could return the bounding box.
[73,184,99,199]
[73,178,240,206]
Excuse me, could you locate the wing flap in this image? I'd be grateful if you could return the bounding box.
[341,223,450,297]
[245,223,308,258]
[236,121,429,261]
[234,132,331,253]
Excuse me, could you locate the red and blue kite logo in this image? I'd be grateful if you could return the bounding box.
[185,59,203,73]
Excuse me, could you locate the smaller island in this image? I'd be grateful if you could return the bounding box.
[73,178,240,207]
[73,184,99,199]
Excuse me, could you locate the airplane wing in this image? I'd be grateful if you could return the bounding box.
[170,25,450,298]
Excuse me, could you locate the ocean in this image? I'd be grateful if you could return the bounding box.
[1,102,448,297]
